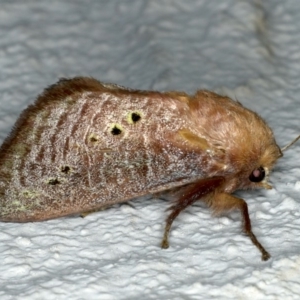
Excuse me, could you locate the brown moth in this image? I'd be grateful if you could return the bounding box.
[0,77,298,261]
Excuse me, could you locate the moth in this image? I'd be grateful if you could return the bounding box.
[0,77,298,261]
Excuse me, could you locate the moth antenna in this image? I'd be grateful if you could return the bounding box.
[281,135,300,152]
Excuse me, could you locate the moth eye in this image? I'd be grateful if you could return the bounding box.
[249,166,265,182]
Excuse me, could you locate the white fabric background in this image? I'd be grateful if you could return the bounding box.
[0,1,299,299]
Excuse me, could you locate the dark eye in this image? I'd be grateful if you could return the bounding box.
[249,166,265,182]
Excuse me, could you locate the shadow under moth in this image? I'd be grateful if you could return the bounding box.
[0,77,299,261]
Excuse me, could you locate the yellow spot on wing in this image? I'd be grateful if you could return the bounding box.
[178,129,210,150]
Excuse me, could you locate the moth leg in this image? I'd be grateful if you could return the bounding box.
[161,177,224,249]
[211,193,270,261]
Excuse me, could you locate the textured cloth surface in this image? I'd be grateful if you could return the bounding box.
[0,1,299,299]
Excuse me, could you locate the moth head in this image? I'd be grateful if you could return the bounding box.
[247,135,300,190]
[213,120,282,192]
[221,120,283,192]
